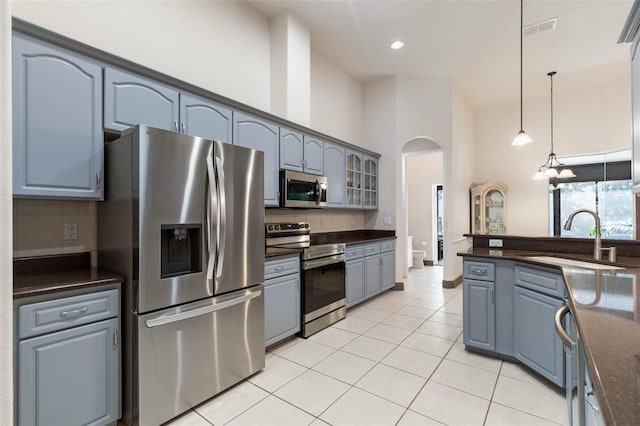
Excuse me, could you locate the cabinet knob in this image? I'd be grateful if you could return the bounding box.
[96,171,101,190]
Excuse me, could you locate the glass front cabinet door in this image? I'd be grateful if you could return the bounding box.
[470,181,507,234]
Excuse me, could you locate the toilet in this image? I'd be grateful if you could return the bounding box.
[412,250,426,269]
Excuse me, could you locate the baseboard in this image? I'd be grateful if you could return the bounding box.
[393,281,404,291]
[423,259,434,266]
[442,274,462,288]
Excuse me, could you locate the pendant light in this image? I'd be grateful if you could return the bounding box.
[532,71,576,180]
[513,0,533,146]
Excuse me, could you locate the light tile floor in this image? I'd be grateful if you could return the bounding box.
[167,267,568,426]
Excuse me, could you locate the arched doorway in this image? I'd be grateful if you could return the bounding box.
[401,137,445,278]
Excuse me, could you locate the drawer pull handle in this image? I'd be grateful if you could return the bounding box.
[470,267,487,274]
[59,307,88,318]
[274,266,284,272]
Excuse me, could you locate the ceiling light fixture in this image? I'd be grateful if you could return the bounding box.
[512,0,533,146]
[532,71,576,181]
[390,40,404,50]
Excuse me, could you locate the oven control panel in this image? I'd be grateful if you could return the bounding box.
[265,222,310,236]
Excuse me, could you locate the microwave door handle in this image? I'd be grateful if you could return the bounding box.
[206,155,215,282]
[214,153,227,279]
[315,180,320,206]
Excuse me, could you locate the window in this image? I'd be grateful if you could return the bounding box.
[549,157,633,240]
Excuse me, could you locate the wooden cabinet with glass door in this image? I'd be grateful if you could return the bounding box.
[470,181,507,234]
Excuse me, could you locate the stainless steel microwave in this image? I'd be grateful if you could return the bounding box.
[280,170,327,208]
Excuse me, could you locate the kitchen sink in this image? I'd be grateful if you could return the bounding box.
[525,256,623,270]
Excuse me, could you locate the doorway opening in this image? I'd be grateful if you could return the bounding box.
[404,147,444,271]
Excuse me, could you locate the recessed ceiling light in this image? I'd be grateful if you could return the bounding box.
[390,40,404,50]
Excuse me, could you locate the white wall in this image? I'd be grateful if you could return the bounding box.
[474,77,631,235]
[407,152,443,261]
[12,0,272,111]
[270,13,310,126]
[0,1,12,421]
[310,50,364,145]
[363,76,475,283]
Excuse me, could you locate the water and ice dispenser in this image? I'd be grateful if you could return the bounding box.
[160,224,202,278]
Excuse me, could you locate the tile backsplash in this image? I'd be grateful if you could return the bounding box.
[13,200,97,258]
[265,209,367,232]
[13,200,368,258]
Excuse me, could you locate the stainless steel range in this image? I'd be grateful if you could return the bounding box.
[266,222,346,337]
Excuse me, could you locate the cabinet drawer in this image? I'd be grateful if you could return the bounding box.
[265,256,300,280]
[19,289,120,339]
[380,239,395,253]
[364,242,381,256]
[515,264,565,298]
[346,244,364,260]
[463,261,495,282]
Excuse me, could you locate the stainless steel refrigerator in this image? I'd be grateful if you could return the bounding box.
[98,125,265,426]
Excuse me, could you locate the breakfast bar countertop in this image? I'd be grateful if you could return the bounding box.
[459,247,640,426]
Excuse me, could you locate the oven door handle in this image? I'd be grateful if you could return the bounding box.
[303,254,345,270]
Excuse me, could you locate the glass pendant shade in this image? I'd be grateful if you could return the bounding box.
[513,129,533,146]
[512,0,532,146]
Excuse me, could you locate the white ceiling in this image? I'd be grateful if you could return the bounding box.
[247,0,634,108]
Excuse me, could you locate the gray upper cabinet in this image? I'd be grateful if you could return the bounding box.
[280,127,304,172]
[303,136,324,175]
[233,112,280,206]
[12,33,103,199]
[363,155,378,209]
[346,149,363,208]
[279,128,325,176]
[179,92,232,143]
[324,142,346,208]
[104,67,179,133]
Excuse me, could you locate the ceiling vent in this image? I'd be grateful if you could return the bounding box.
[523,17,557,37]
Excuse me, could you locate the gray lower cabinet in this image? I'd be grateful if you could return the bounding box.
[104,67,180,133]
[264,256,301,346]
[514,285,564,387]
[381,241,395,291]
[463,257,566,388]
[365,252,382,299]
[19,318,120,426]
[12,33,103,199]
[16,287,121,426]
[363,240,395,301]
[324,142,346,208]
[463,279,495,351]
[346,244,365,308]
[233,112,280,206]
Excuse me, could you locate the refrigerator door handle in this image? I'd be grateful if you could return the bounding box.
[145,288,262,328]
[206,155,216,281]
[214,154,227,279]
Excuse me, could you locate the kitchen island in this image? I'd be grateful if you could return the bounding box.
[459,246,640,426]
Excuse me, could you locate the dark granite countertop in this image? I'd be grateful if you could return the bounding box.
[14,252,124,299]
[265,230,396,258]
[459,247,640,426]
[310,229,396,245]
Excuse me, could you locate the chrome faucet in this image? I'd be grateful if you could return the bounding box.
[563,209,616,262]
